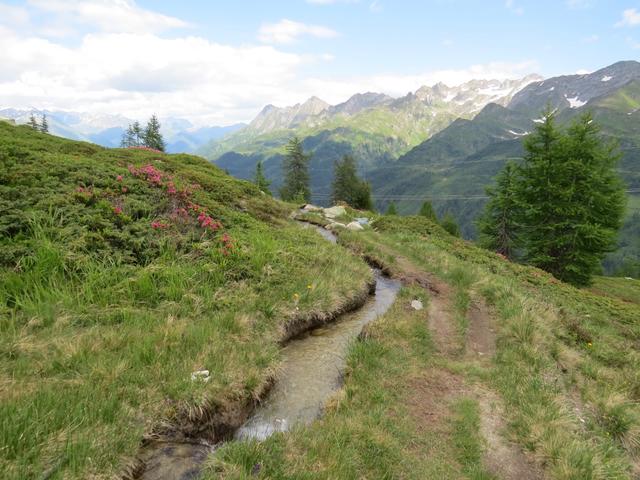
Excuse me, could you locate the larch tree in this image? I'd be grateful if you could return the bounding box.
[254,161,272,195]
[441,212,461,237]
[419,200,437,221]
[516,110,625,286]
[476,161,521,259]
[143,115,165,152]
[386,202,398,215]
[280,137,311,203]
[28,114,39,130]
[331,155,373,210]
[40,114,49,133]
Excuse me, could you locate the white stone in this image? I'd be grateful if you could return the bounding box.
[302,204,322,212]
[346,221,364,231]
[323,206,346,218]
[191,370,210,382]
[410,300,423,310]
[326,222,346,231]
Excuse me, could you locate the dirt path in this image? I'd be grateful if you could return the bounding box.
[466,297,497,359]
[369,242,544,479]
[477,391,545,480]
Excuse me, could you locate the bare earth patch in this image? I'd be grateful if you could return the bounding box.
[404,369,465,434]
[466,297,497,359]
[477,390,546,480]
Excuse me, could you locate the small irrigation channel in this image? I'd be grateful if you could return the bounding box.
[137,224,401,480]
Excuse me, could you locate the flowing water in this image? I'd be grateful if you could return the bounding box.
[138,225,401,479]
[235,270,400,440]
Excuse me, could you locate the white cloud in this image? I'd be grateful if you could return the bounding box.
[505,0,524,15]
[26,0,190,34]
[616,8,640,27]
[0,26,305,124]
[582,34,599,43]
[258,19,338,44]
[0,2,541,126]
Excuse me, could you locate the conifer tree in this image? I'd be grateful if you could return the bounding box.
[121,124,135,147]
[132,121,143,146]
[28,114,39,130]
[40,114,49,133]
[476,162,520,259]
[280,137,311,202]
[515,110,625,286]
[254,161,271,195]
[143,115,165,151]
[441,213,460,237]
[331,155,373,210]
[419,200,437,221]
[386,202,398,215]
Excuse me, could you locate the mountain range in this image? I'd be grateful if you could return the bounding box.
[201,75,542,197]
[204,60,640,275]
[0,108,245,154]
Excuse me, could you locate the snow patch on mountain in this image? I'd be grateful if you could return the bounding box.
[507,129,529,136]
[601,75,613,82]
[565,95,587,108]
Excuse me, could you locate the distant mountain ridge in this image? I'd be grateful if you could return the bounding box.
[366,60,640,274]
[0,108,245,154]
[201,74,542,196]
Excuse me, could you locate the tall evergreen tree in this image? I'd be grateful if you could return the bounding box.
[386,202,398,215]
[441,213,461,237]
[516,110,625,286]
[143,115,165,151]
[121,124,135,147]
[419,200,437,221]
[254,161,272,195]
[28,114,39,130]
[331,155,373,210]
[40,114,49,133]
[132,121,143,146]
[280,137,311,203]
[476,162,520,259]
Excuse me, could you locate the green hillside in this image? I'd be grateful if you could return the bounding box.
[368,80,640,275]
[206,214,640,479]
[0,123,371,479]
[2,124,640,479]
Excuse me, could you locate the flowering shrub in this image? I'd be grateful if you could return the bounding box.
[125,163,235,254]
[151,220,169,229]
[128,164,165,187]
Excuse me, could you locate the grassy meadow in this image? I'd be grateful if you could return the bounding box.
[0,124,371,479]
[2,122,640,480]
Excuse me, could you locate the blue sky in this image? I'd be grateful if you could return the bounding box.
[146,0,639,77]
[0,0,638,125]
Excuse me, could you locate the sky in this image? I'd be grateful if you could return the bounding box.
[0,0,639,126]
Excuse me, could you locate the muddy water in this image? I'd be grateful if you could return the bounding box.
[138,225,400,479]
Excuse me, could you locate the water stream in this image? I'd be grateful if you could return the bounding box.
[138,225,400,479]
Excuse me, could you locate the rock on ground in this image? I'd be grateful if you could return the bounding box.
[324,206,347,218]
[346,221,364,231]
